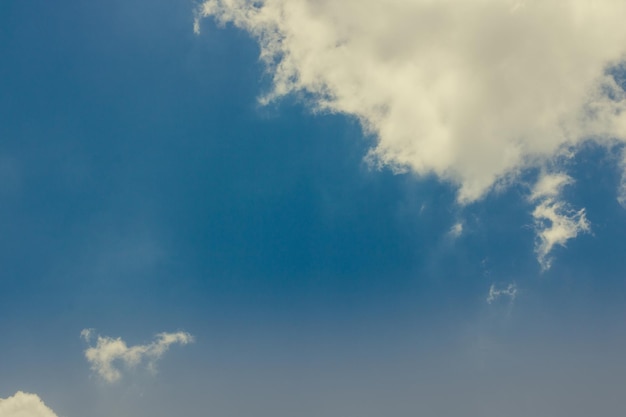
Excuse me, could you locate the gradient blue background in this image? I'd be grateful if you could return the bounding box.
[2,1,626,416]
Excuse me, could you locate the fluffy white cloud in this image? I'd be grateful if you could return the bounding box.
[195,0,626,205]
[82,329,194,383]
[0,392,59,417]
[530,172,590,270]
[486,283,517,304]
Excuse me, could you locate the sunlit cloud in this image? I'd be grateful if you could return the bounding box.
[529,172,590,270]
[82,329,194,383]
[448,222,464,239]
[0,392,59,417]
[195,0,626,263]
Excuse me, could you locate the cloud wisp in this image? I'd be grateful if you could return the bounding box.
[0,392,59,417]
[529,172,590,270]
[448,222,464,240]
[81,329,194,383]
[486,283,518,304]
[196,0,626,266]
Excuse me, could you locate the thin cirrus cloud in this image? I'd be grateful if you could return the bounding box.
[195,0,626,266]
[486,283,518,304]
[81,329,194,383]
[447,222,464,239]
[0,392,59,417]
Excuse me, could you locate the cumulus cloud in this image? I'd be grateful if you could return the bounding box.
[530,172,590,270]
[0,392,60,417]
[486,283,517,304]
[82,329,194,383]
[195,0,626,206]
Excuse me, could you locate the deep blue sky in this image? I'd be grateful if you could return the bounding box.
[2,1,626,416]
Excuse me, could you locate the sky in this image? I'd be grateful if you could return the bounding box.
[2,0,626,416]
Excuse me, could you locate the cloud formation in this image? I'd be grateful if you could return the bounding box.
[195,0,626,202]
[529,172,590,270]
[81,329,194,383]
[486,283,517,304]
[195,0,626,267]
[0,392,59,417]
[448,222,463,239]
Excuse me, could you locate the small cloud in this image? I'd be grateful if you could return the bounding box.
[529,172,573,202]
[0,391,60,417]
[529,172,590,270]
[448,222,464,239]
[486,283,518,304]
[532,200,590,270]
[80,328,93,342]
[82,330,194,383]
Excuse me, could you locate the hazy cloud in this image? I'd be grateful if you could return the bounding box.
[0,392,59,417]
[196,0,626,205]
[82,329,194,383]
[486,283,517,304]
[448,222,464,239]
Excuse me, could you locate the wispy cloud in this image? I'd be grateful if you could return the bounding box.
[0,392,59,417]
[82,329,194,383]
[448,222,464,239]
[486,283,518,304]
[529,172,591,270]
[529,172,573,202]
[618,148,626,207]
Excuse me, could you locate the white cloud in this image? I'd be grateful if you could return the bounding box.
[532,201,590,270]
[0,392,60,417]
[530,172,591,270]
[486,283,517,304]
[195,0,626,205]
[82,329,194,383]
[529,172,573,202]
[448,222,463,239]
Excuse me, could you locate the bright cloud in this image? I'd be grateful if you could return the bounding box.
[82,329,194,383]
[486,283,517,304]
[530,172,590,270]
[529,172,573,202]
[0,392,59,417]
[195,0,626,205]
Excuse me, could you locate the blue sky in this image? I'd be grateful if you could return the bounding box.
[2,1,626,416]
